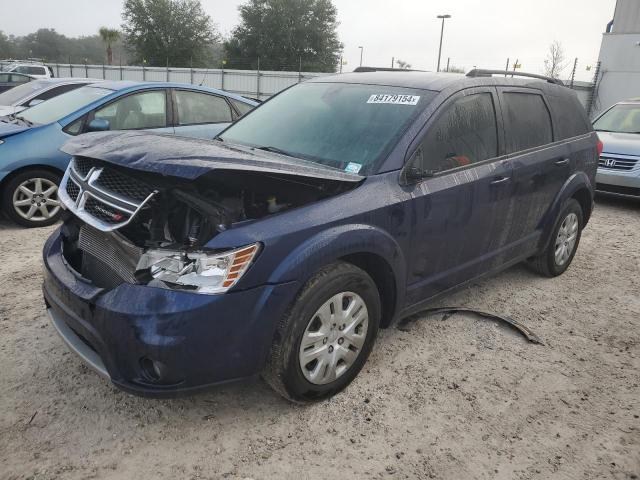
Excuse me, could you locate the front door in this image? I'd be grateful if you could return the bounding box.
[404,88,514,305]
[92,89,175,135]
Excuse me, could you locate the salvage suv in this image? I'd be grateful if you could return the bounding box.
[43,69,599,402]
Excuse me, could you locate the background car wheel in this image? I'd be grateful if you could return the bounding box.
[528,198,583,277]
[1,170,62,228]
[262,261,381,403]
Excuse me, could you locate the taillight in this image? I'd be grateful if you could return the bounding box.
[596,138,604,156]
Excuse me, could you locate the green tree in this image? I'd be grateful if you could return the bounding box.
[99,27,120,65]
[0,31,14,58]
[396,59,412,69]
[121,0,219,67]
[225,0,343,72]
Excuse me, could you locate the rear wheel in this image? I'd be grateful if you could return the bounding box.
[262,262,381,402]
[2,170,62,228]
[528,199,583,277]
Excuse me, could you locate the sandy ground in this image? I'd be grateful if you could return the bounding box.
[0,194,639,480]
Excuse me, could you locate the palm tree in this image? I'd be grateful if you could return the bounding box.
[99,27,120,65]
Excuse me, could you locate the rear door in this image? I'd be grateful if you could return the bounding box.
[171,89,235,139]
[496,88,569,252]
[404,87,514,304]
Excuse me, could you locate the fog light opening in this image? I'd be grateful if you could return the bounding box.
[140,357,162,382]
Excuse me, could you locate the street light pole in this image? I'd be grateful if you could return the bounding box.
[358,46,364,67]
[436,14,451,72]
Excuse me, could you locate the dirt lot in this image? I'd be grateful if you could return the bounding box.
[1,195,639,480]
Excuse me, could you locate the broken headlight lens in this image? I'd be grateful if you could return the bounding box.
[138,243,260,294]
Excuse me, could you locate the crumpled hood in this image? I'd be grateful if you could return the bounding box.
[597,131,640,157]
[61,131,364,183]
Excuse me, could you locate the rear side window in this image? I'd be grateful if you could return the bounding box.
[502,92,553,153]
[549,93,591,139]
[175,90,233,125]
[414,92,498,174]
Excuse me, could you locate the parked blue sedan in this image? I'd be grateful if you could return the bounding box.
[0,81,257,227]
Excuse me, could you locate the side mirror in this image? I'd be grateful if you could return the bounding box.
[400,147,436,185]
[87,118,110,132]
[28,98,44,107]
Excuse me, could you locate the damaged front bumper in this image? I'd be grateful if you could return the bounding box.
[42,228,299,396]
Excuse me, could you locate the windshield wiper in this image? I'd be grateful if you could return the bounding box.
[253,145,300,157]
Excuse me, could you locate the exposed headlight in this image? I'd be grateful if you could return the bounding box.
[137,243,260,294]
[0,139,4,145]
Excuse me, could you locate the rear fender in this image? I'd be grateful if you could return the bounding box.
[538,172,594,252]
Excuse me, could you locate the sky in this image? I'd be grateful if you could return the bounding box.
[1,0,617,81]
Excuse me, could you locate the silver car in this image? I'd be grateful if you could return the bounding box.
[594,99,640,197]
[0,78,98,118]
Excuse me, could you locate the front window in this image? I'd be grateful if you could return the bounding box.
[219,82,436,175]
[593,104,640,134]
[94,90,167,130]
[17,86,112,125]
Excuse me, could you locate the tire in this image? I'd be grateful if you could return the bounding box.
[262,261,381,403]
[528,198,583,277]
[1,169,62,228]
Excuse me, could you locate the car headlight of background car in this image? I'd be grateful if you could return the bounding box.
[137,243,260,294]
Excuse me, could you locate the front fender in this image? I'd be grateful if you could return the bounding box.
[539,171,594,251]
[266,223,407,307]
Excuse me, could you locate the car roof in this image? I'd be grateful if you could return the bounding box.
[307,70,568,94]
[35,77,102,85]
[87,80,257,105]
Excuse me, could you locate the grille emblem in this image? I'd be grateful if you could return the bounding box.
[604,158,616,167]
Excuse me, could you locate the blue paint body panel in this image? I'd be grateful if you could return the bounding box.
[0,81,256,193]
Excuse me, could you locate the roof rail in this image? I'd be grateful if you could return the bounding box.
[354,66,425,73]
[466,69,565,86]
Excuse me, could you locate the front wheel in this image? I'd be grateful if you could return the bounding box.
[262,262,381,402]
[2,170,62,227]
[528,198,584,277]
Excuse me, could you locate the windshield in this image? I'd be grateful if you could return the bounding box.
[0,80,49,106]
[219,82,436,175]
[593,104,640,134]
[18,86,112,125]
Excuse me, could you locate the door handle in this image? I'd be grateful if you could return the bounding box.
[490,176,511,185]
[555,158,570,166]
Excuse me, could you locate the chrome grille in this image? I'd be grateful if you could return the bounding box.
[66,178,80,202]
[59,157,157,232]
[73,157,95,178]
[84,196,131,225]
[598,156,639,171]
[94,168,153,202]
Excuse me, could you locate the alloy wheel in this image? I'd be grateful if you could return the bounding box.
[12,177,61,222]
[298,291,369,385]
[554,212,579,266]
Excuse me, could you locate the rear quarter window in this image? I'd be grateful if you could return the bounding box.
[548,92,591,139]
[502,92,553,153]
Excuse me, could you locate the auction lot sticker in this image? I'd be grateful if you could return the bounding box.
[367,94,420,105]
